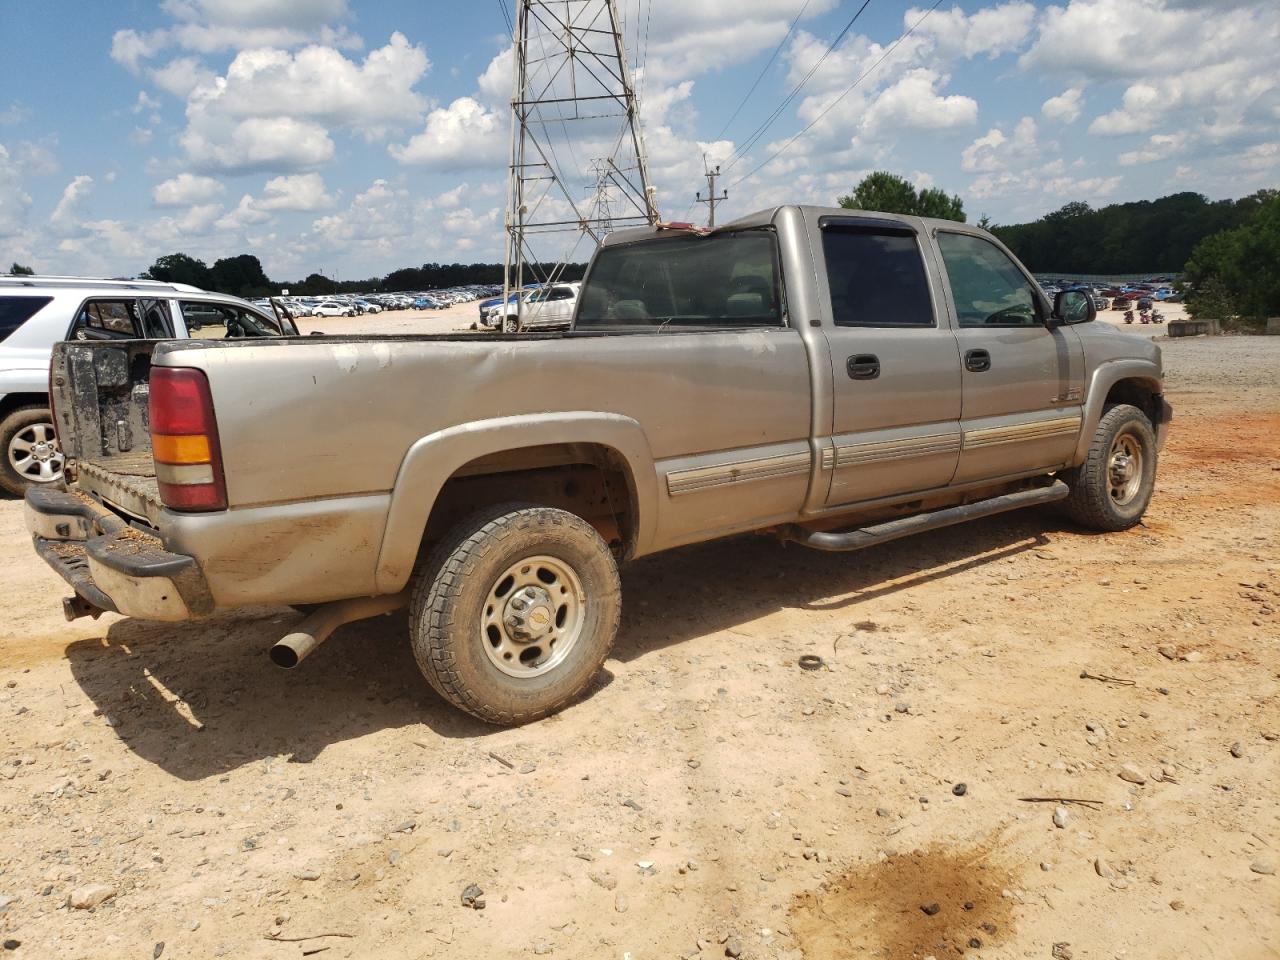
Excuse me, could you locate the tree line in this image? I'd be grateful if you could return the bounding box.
[836,172,1278,326]
[140,252,587,298]
[990,191,1277,275]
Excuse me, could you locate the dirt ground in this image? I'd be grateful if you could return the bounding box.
[0,319,1276,960]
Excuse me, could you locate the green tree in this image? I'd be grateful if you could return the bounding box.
[838,172,966,222]
[1183,193,1280,328]
[991,191,1265,274]
[8,262,34,275]
[209,254,272,297]
[915,187,966,222]
[145,252,212,288]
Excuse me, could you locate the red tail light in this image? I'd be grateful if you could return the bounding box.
[149,367,227,511]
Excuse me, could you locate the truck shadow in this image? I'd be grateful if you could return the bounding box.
[64,507,1060,781]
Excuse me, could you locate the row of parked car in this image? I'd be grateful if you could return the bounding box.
[260,285,503,319]
[1038,278,1183,313]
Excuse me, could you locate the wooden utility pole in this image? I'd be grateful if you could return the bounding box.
[696,160,727,228]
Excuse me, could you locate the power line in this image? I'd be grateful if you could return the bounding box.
[722,0,873,172]
[728,0,945,188]
[713,0,812,143]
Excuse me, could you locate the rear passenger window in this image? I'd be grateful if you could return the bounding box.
[0,296,52,344]
[822,228,934,327]
[75,300,141,338]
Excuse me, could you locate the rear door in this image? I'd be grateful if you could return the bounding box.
[933,230,1085,484]
[815,217,963,506]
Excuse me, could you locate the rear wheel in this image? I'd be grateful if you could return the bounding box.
[1059,403,1157,531]
[1,406,64,496]
[409,504,620,725]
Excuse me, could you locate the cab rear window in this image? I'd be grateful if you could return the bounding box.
[0,296,52,343]
[577,231,784,330]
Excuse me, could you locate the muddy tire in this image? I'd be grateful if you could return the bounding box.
[409,504,621,725]
[1,405,64,497]
[1059,403,1157,531]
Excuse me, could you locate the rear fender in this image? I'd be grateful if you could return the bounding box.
[374,412,658,593]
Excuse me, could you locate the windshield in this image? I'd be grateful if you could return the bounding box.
[576,231,783,330]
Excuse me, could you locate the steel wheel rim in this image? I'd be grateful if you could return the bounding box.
[1108,431,1143,506]
[481,554,585,679]
[8,422,64,483]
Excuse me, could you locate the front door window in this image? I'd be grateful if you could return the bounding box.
[937,233,1040,327]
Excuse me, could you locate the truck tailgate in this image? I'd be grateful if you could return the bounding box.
[51,340,163,525]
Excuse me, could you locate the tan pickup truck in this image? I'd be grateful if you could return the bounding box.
[26,206,1171,724]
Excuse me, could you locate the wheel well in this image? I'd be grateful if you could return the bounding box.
[422,442,638,560]
[1104,378,1161,425]
[0,392,50,420]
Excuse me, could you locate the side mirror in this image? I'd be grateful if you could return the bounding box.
[1052,289,1095,325]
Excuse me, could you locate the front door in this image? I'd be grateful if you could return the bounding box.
[817,219,963,506]
[934,230,1085,484]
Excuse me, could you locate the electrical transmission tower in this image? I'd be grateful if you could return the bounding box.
[696,158,727,228]
[503,0,660,326]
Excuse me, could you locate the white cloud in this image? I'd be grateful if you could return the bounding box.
[152,57,218,98]
[864,69,978,132]
[110,29,170,73]
[173,33,429,175]
[1042,88,1083,123]
[182,116,335,174]
[111,0,360,73]
[133,91,160,114]
[962,116,1038,172]
[163,0,352,30]
[909,2,1037,59]
[0,145,32,236]
[49,175,94,236]
[217,172,336,229]
[1117,133,1183,165]
[12,137,59,176]
[153,172,226,206]
[0,102,31,126]
[1024,0,1279,152]
[256,172,335,210]
[1238,141,1278,171]
[188,35,427,134]
[389,97,505,170]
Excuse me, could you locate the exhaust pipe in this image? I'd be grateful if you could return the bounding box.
[270,592,408,669]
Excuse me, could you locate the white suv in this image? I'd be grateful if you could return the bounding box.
[483,281,580,333]
[0,275,297,495]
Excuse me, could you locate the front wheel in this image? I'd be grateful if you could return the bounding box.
[409,504,621,725]
[1,406,65,496]
[502,316,518,334]
[1058,403,1157,531]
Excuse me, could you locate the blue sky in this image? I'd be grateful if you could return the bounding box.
[1,0,1276,280]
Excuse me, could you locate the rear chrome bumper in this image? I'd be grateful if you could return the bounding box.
[25,485,213,621]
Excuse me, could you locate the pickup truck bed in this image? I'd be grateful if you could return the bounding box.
[27,205,1171,724]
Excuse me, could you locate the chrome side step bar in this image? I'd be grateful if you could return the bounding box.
[781,481,1069,553]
